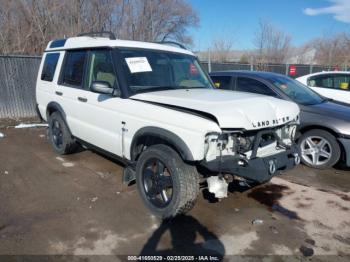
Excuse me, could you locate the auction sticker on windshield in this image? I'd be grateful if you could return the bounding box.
[125,57,152,73]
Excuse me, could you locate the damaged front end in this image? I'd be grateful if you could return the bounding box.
[201,122,300,197]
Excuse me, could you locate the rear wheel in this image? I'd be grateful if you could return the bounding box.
[48,111,79,155]
[136,144,199,218]
[298,129,340,169]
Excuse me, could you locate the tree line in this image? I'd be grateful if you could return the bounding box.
[209,19,350,67]
[1,1,349,68]
[0,0,198,55]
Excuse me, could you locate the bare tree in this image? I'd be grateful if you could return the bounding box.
[210,37,234,62]
[112,0,198,44]
[311,33,350,68]
[253,19,291,65]
[0,0,198,55]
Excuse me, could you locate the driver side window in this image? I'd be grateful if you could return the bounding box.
[87,49,117,90]
[236,77,277,97]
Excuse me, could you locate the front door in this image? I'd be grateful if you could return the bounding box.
[79,49,123,156]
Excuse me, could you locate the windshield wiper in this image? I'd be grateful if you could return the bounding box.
[132,85,207,94]
[132,86,183,94]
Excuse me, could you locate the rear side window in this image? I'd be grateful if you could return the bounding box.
[211,76,232,90]
[308,75,333,88]
[61,50,87,87]
[236,77,277,96]
[334,75,350,90]
[308,74,350,90]
[41,53,60,81]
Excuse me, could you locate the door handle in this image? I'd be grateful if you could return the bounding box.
[77,97,88,102]
[55,91,63,96]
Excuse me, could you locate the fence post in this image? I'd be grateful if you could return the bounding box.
[208,48,211,73]
[285,64,289,75]
[309,64,313,74]
[250,56,253,71]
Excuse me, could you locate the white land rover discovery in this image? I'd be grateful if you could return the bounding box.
[36,32,300,218]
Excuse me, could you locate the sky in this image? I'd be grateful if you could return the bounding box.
[188,0,350,51]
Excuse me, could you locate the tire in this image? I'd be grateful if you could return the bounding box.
[135,144,200,219]
[298,129,340,169]
[48,111,79,155]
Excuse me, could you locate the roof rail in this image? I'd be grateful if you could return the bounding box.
[156,41,187,50]
[77,31,116,40]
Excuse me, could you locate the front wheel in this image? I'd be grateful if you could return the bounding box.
[298,129,340,169]
[135,144,199,219]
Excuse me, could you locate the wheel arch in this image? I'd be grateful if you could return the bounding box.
[46,102,72,134]
[130,126,195,162]
[298,125,340,139]
[46,102,66,119]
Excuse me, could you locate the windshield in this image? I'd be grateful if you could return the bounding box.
[119,48,213,94]
[269,75,324,105]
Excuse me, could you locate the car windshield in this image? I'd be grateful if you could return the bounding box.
[119,48,213,94]
[269,75,324,105]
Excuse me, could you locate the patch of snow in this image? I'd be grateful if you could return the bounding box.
[62,162,74,167]
[15,123,48,129]
[91,197,98,202]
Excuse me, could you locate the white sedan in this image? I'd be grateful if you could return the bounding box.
[296,71,350,104]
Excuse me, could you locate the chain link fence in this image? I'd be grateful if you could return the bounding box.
[0,55,348,119]
[200,61,347,78]
[0,55,41,119]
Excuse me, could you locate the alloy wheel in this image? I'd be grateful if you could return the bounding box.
[300,136,332,166]
[142,159,173,208]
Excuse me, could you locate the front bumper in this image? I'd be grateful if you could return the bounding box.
[201,144,300,183]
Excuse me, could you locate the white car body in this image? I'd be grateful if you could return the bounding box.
[296,71,350,104]
[36,35,300,183]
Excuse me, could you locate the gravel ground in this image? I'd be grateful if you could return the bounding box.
[0,126,349,261]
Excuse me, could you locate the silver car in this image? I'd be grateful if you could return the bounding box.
[210,71,350,169]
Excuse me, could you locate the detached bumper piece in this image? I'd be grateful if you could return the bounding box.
[202,144,300,184]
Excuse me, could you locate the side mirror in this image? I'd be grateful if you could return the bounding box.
[90,81,114,95]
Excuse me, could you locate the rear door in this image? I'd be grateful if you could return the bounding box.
[57,49,89,138]
[36,52,62,120]
[307,74,350,104]
[210,75,234,90]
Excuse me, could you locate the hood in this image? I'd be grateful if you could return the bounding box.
[131,89,300,130]
[302,100,350,122]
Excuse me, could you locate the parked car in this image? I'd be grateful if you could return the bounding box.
[36,33,300,218]
[210,71,350,169]
[296,71,350,104]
